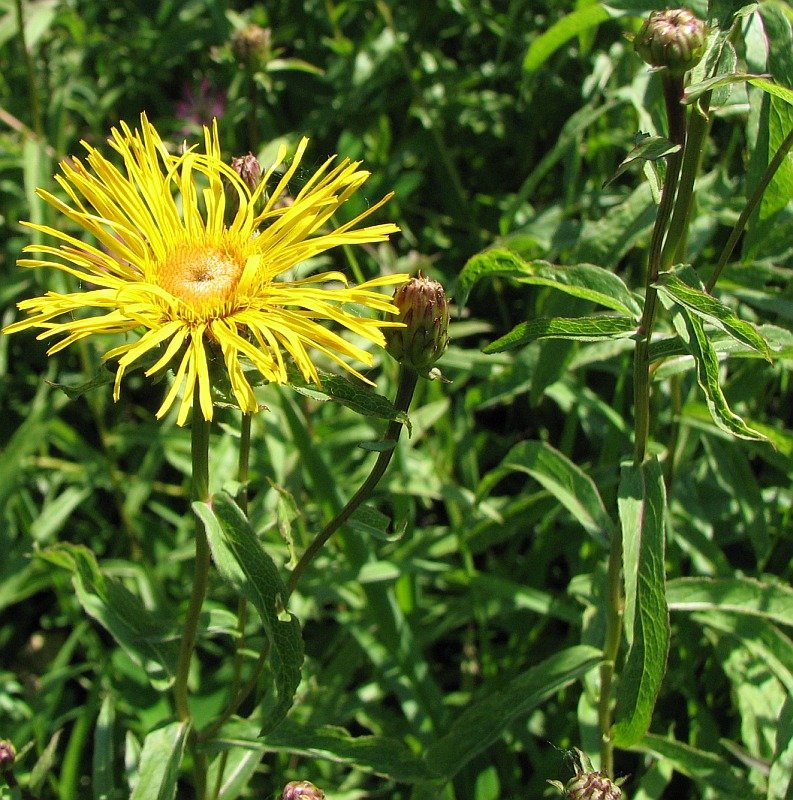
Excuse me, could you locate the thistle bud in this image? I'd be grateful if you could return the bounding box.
[0,740,15,771]
[385,273,449,374]
[548,749,626,800]
[281,780,325,800]
[634,8,706,76]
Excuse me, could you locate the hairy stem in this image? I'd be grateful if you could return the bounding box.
[287,366,419,598]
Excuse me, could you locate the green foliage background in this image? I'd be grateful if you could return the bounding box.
[0,0,792,798]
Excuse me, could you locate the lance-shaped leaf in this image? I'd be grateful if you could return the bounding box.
[264,719,433,783]
[424,646,602,779]
[290,371,410,432]
[670,306,766,440]
[613,458,670,748]
[477,440,615,545]
[605,134,681,187]
[456,248,639,316]
[130,721,191,800]
[655,270,772,359]
[38,545,179,690]
[484,315,636,353]
[195,492,304,733]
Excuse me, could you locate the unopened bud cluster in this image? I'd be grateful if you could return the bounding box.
[385,274,449,374]
[281,780,325,800]
[548,749,626,800]
[634,8,706,76]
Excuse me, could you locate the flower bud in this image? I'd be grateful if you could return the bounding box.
[548,749,626,800]
[232,24,272,66]
[634,8,706,76]
[281,780,325,800]
[230,153,263,193]
[0,740,16,771]
[385,273,449,374]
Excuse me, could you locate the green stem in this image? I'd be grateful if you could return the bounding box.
[706,122,793,293]
[173,398,212,724]
[661,93,712,268]
[633,72,686,465]
[598,529,624,778]
[286,366,419,598]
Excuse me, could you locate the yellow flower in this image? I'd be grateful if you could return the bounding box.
[4,114,407,424]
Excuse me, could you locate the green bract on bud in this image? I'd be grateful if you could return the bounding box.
[385,273,450,374]
[634,8,706,76]
[548,749,626,800]
[0,740,16,771]
[281,780,325,800]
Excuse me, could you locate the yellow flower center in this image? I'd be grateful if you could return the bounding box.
[158,243,244,314]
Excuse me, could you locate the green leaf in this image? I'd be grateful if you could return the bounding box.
[667,577,793,628]
[39,545,179,690]
[613,458,670,748]
[264,719,433,783]
[93,695,116,800]
[195,492,304,733]
[484,316,636,353]
[348,504,405,542]
[670,306,766,440]
[631,733,763,798]
[477,440,615,545]
[655,270,772,359]
[768,698,793,800]
[46,370,115,400]
[456,248,639,316]
[684,71,772,103]
[424,646,602,779]
[522,4,611,73]
[291,372,410,432]
[130,721,191,800]
[205,718,267,800]
[605,134,681,187]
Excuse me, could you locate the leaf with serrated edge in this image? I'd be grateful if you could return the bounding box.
[671,306,766,440]
[613,458,670,747]
[656,269,771,359]
[196,492,304,733]
[484,316,636,353]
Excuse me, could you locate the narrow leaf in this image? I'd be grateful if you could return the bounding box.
[291,372,410,431]
[522,5,611,73]
[656,270,772,359]
[196,492,304,733]
[671,306,766,440]
[484,315,636,353]
[605,134,681,187]
[631,733,762,797]
[205,718,267,800]
[613,458,670,747]
[424,646,602,779]
[477,440,615,545]
[38,545,179,690]
[768,699,793,800]
[684,71,772,103]
[456,248,639,315]
[667,577,793,627]
[130,721,191,800]
[93,695,116,800]
[264,719,433,783]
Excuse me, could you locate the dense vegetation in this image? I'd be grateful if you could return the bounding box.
[1,1,792,799]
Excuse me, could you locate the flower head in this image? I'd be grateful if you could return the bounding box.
[4,115,407,424]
